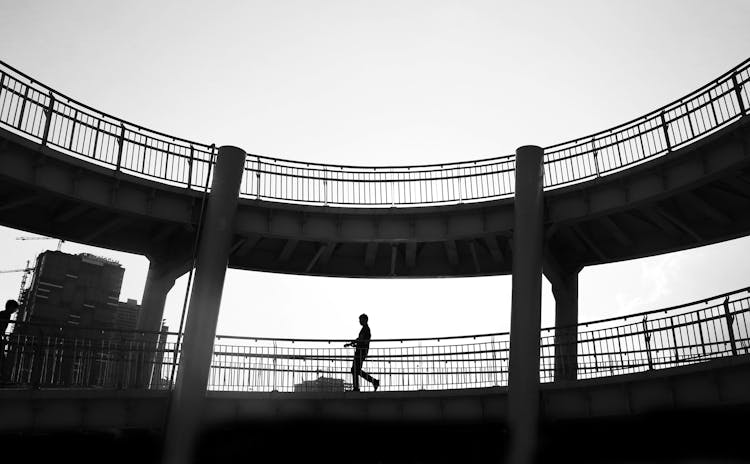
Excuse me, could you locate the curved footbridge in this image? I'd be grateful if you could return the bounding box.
[1,57,750,463]
[1,354,748,430]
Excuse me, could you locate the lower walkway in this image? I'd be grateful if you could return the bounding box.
[0,354,748,463]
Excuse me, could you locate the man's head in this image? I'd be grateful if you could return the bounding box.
[5,300,19,313]
[359,313,368,325]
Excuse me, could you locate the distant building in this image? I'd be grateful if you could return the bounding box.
[294,375,350,392]
[117,299,140,331]
[19,250,138,331]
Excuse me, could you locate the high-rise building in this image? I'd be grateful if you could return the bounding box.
[20,250,138,331]
[117,299,141,331]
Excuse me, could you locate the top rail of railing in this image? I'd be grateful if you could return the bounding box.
[1,58,748,206]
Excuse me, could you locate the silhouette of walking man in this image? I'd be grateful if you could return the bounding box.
[344,313,379,392]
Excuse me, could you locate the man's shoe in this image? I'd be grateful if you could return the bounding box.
[373,379,380,391]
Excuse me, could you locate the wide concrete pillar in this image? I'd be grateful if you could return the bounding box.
[135,258,190,388]
[507,145,545,464]
[161,146,246,464]
[137,258,190,333]
[545,263,579,381]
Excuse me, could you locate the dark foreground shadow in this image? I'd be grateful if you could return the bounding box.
[196,420,507,464]
[0,405,748,464]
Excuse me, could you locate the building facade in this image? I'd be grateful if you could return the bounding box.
[20,250,138,331]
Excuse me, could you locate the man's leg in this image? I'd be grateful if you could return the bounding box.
[357,354,379,390]
[351,354,362,391]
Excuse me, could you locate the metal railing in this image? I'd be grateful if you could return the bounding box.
[1,58,748,206]
[1,287,748,392]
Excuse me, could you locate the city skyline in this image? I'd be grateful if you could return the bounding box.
[1,0,750,342]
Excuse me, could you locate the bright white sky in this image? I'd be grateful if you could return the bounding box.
[0,0,749,341]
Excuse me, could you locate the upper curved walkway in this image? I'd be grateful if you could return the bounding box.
[1,59,750,278]
[1,58,748,207]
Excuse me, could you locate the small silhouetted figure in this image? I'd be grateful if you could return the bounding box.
[0,300,19,382]
[344,313,379,392]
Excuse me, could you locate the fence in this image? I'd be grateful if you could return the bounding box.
[1,287,748,392]
[1,58,748,206]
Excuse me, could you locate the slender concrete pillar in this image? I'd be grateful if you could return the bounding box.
[161,146,246,464]
[507,145,545,464]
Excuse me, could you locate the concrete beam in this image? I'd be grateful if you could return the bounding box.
[571,224,607,261]
[654,206,702,241]
[278,239,299,263]
[0,193,39,211]
[683,191,732,225]
[365,242,378,269]
[444,240,458,267]
[53,204,88,223]
[601,216,633,247]
[640,208,682,238]
[390,244,398,276]
[319,242,337,267]
[232,234,261,257]
[405,242,417,268]
[305,243,328,273]
[468,240,481,274]
[82,216,127,242]
[483,235,503,264]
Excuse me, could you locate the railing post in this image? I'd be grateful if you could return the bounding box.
[115,123,125,172]
[615,326,625,371]
[256,157,262,200]
[660,111,672,153]
[591,333,599,372]
[642,317,653,370]
[41,92,55,147]
[390,170,395,207]
[696,312,707,357]
[731,71,746,115]
[67,109,78,150]
[670,316,680,364]
[323,168,329,206]
[591,138,600,177]
[187,146,194,189]
[723,297,738,356]
[91,119,101,158]
[15,85,30,130]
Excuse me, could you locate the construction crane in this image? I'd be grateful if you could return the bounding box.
[15,236,65,251]
[0,260,34,304]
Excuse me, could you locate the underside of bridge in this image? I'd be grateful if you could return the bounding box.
[1,116,750,280]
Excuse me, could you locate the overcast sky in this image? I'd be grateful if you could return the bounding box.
[1,0,749,340]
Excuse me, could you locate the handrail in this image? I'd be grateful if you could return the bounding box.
[2,285,748,391]
[0,58,748,206]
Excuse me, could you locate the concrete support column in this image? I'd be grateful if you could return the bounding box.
[161,146,246,464]
[135,258,190,388]
[507,145,545,464]
[543,258,580,382]
[137,259,189,333]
